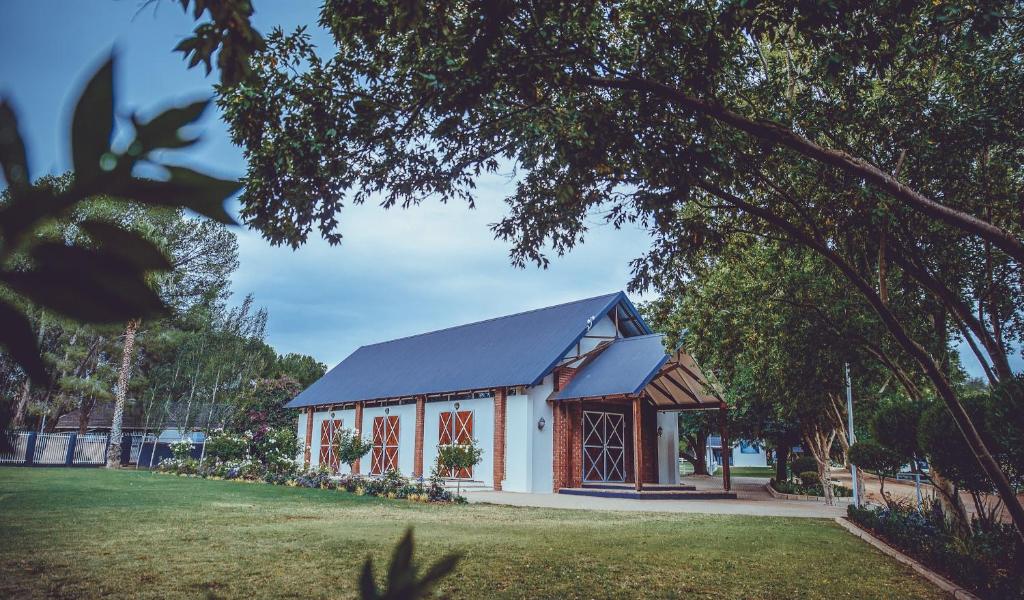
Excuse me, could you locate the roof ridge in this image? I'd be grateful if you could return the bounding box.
[356,292,623,349]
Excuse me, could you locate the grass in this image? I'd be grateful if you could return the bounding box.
[0,468,942,599]
[712,466,777,477]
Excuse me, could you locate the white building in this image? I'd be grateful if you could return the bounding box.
[288,292,733,495]
[706,435,769,470]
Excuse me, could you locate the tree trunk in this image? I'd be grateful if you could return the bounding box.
[931,469,971,538]
[12,380,31,428]
[804,425,836,506]
[681,433,710,475]
[774,443,789,482]
[700,181,1024,542]
[107,319,139,468]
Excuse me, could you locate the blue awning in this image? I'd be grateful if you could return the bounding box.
[553,334,725,410]
[553,334,668,400]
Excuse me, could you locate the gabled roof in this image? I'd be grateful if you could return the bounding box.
[286,292,651,409]
[553,335,726,410]
[553,334,669,400]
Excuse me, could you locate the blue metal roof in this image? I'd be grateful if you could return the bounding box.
[287,292,651,408]
[553,334,669,400]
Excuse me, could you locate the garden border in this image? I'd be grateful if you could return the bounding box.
[834,517,980,600]
[764,481,852,503]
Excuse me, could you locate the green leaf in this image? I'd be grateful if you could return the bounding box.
[386,528,415,590]
[0,100,30,190]
[0,299,48,386]
[78,219,173,271]
[110,168,241,225]
[417,553,461,592]
[1,244,167,323]
[71,55,115,183]
[133,100,210,152]
[359,556,379,600]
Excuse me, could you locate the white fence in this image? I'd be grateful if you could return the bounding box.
[0,432,31,463]
[72,434,108,464]
[1,431,109,466]
[33,432,72,464]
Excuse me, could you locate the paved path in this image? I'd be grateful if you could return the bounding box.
[466,476,847,518]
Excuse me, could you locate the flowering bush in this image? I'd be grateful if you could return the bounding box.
[169,438,195,461]
[155,459,464,504]
[204,431,247,463]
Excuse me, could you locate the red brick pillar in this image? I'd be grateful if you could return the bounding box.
[413,396,425,477]
[352,402,363,474]
[303,407,314,469]
[632,397,643,491]
[551,402,565,490]
[568,402,583,488]
[493,388,507,490]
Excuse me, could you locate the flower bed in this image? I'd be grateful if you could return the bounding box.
[156,458,465,504]
[847,502,1022,599]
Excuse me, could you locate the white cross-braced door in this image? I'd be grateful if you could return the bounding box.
[582,411,626,482]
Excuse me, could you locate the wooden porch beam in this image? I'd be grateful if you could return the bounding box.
[633,396,643,492]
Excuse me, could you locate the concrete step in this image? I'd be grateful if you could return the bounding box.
[581,482,696,492]
[438,479,490,491]
[559,488,737,500]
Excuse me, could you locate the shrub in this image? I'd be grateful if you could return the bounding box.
[169,438,194,461]
[798,471,818,487]
[850,440,906,507]
[791,455,817,476]
[847,502,1023,598]
[770,478,852,498]
[204,430,247,463]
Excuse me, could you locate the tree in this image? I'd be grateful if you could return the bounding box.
[436,440,483,495]
[333,428,373,474]
[273,353,327,388]
[221,0,1024,538]
[848,440,905,508]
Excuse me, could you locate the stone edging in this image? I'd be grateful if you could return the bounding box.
[834,517,980,600]
[764,481,852,503]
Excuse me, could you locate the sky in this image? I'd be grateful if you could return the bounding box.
[0,1,1007,379]
[0,0,654,369]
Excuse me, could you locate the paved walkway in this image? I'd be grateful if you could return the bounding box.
[465,476,848,518]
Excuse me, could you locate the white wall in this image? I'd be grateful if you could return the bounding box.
[423,396,494,485]
[656,412,680,484]
[527,374,555,493]
[731,442,768,468]
[503,390,532,492]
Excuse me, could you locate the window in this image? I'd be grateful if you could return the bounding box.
[438,410,474,478]
[739,441,761,455]
[319,419,343,472]
[370,415,400,475]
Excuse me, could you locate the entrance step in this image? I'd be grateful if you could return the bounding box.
[438,479,490,492]
[559,487,737,500]
[581,482,696,492]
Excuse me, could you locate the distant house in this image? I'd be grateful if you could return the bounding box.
[288,292,731,493]
[55,402,228,442]
[706,435,768,469]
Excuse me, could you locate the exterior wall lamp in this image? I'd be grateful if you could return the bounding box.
[657,426,663,438]
[537,417,546,431]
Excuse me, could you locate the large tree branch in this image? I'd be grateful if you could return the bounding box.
[580,75,1024,264]
[696,179,1024,541]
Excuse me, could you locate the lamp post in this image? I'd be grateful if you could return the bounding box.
[845,363,859,507]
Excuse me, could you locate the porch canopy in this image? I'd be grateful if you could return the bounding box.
[552,334,725,410]
[552,334,731,492]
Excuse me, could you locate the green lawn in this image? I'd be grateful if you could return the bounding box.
[0,468,939,599]
[713,466,776,477]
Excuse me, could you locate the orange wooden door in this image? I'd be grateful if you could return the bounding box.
[438,410,474,478]
[371,415,400,475]
[319,419,342,473]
